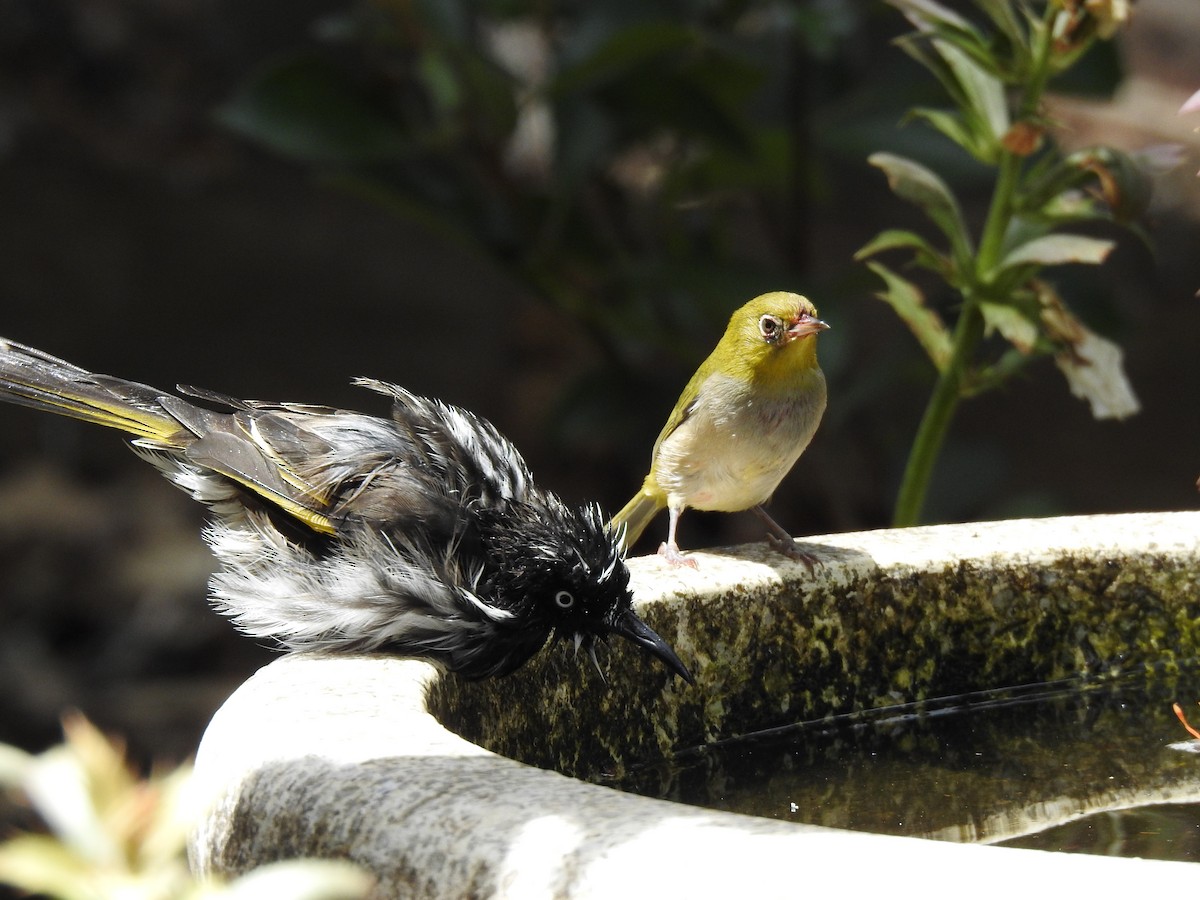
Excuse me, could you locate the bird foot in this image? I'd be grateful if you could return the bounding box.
[658,542,698,569]
[766,535,821,573]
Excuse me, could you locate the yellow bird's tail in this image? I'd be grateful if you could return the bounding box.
[610,488,665,554]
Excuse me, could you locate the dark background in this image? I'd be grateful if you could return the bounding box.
[0,0,1198,762]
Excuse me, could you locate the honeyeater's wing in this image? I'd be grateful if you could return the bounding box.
[0,338,537,545]
[0,338,347,536]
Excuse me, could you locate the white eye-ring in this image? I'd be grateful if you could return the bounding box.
[759,314,783,341]
[554,590,576,609]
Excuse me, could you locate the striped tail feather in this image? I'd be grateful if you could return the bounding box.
[0,337,184,445]
[0,336,338,535]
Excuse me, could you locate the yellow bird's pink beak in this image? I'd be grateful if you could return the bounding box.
[788,314,830,339]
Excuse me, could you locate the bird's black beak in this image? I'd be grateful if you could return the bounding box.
[610,608,694,683]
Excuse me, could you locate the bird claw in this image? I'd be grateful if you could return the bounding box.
[766,535,821,573]
[751,506,821,572]
[658,541,699,569]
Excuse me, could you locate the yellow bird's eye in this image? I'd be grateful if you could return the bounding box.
[758,315,783,342]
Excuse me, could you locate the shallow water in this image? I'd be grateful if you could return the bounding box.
[607,669,1200,858]
[1001,802,1200,861]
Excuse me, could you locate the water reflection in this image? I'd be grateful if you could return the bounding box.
[1002,803,1200,861]
[606,669,1200,859]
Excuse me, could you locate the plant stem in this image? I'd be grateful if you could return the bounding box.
[891,158,1021,527]
[976,151,1022,273]
[892,149,1022,526]
[891,298,984,526]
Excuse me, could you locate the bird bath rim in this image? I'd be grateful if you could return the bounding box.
[189,511,1200,896]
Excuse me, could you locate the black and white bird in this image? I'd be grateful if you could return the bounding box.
[0,337,692,682]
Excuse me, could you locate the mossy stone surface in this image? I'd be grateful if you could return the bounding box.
[429,512,1200,778]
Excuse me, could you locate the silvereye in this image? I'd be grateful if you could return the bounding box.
[613,291,829,568]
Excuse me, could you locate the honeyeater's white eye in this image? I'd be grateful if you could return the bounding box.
[554,590,575,609]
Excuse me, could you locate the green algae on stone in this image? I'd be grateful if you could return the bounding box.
[426,514,1200,781]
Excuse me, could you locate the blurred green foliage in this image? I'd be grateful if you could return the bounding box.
[0,714,373,899]
[215,0,1142,531]
[217,0,866,354]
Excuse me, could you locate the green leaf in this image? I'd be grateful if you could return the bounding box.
[906,107,981,158]
[974,0,1029,46]
[1066,146,1153,223]
[1019,146,1152,225]
[997,233,1114,270]
[888,2,1003,81]
[855,228,956,281]
[867,152,973,264]
[894,30,1008,163]
[886,0,976,34]
[973,0,1033,75]
[980,301,1038,353]
[865,260,952,370]
[218,55,411,164]
[966,346,1037,397]
[1014,153,1088,214]
[895,36,972,112]
[934,38,1008,147]
[1036,192,1109,225]
[855,228,942,260]
[1017,157,1094,214]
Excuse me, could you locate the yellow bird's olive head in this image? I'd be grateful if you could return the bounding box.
[718,291,829,384]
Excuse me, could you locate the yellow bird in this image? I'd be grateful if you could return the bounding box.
[613,291,829,568]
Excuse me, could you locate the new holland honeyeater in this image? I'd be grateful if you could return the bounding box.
[0,337,692,682]
[613,292,828,568]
